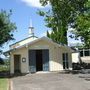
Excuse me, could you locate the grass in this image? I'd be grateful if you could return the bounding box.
[0,65,10,90]
[0,78,8,90]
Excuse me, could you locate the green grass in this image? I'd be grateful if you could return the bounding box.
[0,65,9,90]
[0,78,8,90]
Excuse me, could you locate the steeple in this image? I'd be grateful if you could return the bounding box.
[28,20,34,37]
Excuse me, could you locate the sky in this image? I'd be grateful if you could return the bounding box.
[0,0,49,52]
[0,0,81,57]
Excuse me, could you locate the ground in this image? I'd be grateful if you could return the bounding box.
[11,72,90,90]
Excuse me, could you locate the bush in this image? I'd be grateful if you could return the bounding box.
[0,58,4,65]
[72,62,90,70]
[72,63,81,70]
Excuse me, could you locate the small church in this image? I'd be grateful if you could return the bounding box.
[5,22,73,74]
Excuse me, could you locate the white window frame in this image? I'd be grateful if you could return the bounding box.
[79,49,90,57]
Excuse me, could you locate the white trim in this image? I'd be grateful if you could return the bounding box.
[10,37,72,52]
[4,37,73,57]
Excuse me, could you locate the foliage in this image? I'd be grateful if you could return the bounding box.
[0,58,4,65]
[38,0,69,44]
[38,0,90,47]
[70,12,90,48]
[4,59,10,66]
[0,65,9,72]
[0,10,16,47]
[0,58,10,72]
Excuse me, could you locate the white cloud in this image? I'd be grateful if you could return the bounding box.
[21,0,48,8]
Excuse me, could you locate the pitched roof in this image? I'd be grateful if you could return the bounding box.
[10,36,38,47]
[4,36,73,54]
[12,36,61,49]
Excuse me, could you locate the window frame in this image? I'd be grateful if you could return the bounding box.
[79,49,90,57]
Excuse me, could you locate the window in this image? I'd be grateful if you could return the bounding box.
[79,49,90,57]
[85,50,89,56]
[80,50,83,57]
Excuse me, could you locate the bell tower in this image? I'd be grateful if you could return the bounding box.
[28,20,34,37]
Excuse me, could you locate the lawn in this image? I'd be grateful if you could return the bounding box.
[0,78,9,90]
[0,65,10,90]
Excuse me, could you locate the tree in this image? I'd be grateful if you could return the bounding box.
[38,0,69,44]
[0,10,16,47]
[0,57,4,65]
[38,0,90,47]
[70,10,90,48]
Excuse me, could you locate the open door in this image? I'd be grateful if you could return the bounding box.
[14,55,21,73]
[29,49,49,73]
[36,50,43,71]
[42,50,49,71]
[29,50,36,73]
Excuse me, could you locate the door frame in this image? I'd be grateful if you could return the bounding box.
[36,50,43,71]
[62,53,69,70]
[14,54,21,73]
[29,49,50,73]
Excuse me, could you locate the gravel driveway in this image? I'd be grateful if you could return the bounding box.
[11,72,90,90]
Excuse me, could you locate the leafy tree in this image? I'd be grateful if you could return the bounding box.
[38,0,90,47]
[0,10,16,47]
[70,10,90,48]
[38,1,68,44]
[0,57,4,65]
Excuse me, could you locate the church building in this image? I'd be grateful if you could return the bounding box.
[5,22,73,74]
